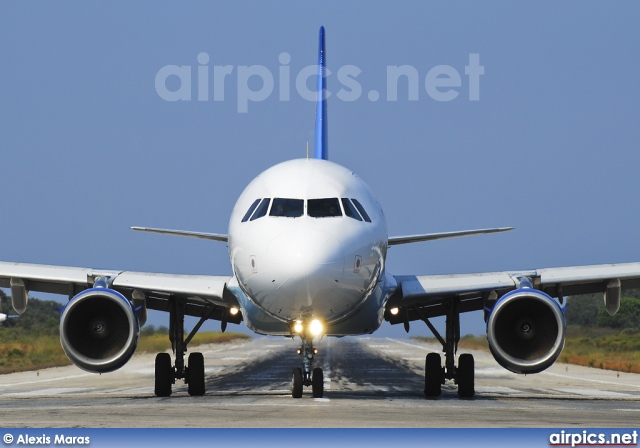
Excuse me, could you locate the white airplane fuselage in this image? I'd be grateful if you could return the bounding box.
[227,158,393,336]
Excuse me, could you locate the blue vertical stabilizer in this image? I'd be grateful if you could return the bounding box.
[314,26,328,160]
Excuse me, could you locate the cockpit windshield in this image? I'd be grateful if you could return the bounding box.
[351,198,372,222]
[250,198,271,221]
[242,197,371,222]
[241,199,261,222]
[341,198,362,221]
[270,198,304,217]
[308,198,342,218]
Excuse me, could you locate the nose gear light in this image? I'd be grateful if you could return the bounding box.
[309,319,324,337]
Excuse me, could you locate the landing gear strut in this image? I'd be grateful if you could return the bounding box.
[154,296,209,397]
[291,337,323,398]
[418,298,475,398]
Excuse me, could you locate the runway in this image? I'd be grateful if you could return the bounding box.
[0,337,638,427]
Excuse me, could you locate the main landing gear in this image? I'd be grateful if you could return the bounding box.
[418,298,475,398]
[154,297,208,397]
[291,337,323,398]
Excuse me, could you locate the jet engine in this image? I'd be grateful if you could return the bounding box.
[60,285,140,373]
[486,287,565,374]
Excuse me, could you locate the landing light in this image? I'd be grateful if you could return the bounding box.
[309,319,324,337]
[293,321,304,334]
[390,307,399,316]
[229,307,239,316]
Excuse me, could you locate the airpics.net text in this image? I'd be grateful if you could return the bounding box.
[155,52,484,112]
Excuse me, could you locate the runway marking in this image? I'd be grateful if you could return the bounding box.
[5,388,96,396]
[0,373,94,388]
[542,371,640,389]
[202,401,331,407]
[475,367,519,378]
[119,387,153,394]
[552,388,634,398]
[384,338,432,350]
[477,386,525,394]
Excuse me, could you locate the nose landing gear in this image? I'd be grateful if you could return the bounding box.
[291,337,324,398]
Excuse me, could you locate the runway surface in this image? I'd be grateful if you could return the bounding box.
[0,337,638,427]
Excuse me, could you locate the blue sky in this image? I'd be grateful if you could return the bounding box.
[1,2,639,337]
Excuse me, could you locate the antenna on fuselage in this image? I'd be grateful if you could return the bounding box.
[314,26,328,160]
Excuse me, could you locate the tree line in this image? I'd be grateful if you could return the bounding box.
[564,289,640,329]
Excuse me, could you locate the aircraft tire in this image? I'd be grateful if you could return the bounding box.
[457,353,475,398]
[155,353,173,397]
[292,368,303,398]
[312,367,324,398]
[187,352,206,396]
[424,352,442,398]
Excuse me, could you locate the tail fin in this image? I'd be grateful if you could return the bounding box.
[314,26,328,160]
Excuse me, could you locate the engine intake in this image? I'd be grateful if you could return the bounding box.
[60,287,139,373]
[486,288,565,374]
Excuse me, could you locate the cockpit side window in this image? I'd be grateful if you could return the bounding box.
[270,198,304,217]
[341,198,362,221]
[250,198,271,221]
[351,198,372,222]
[308,198,342,218]
[241,199,262,222]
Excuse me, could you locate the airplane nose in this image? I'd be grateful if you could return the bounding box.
[264,229,345,311]
[266,229,344,278]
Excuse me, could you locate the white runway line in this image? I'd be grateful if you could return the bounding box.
[5,388,96,396]
[0,372,94,388]
[384,337,436,350]
[542,371,640,389]
[552,388,634,398]
[476,386,523,395]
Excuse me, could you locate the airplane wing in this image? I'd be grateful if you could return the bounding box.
[388,227,513,246]
[387,262,640,323]
[0,260,241,324]
[131,226,228,242]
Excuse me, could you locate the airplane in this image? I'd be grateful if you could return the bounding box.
[0,313,19,323]
[1,297,19,323]
[1,27,640,399]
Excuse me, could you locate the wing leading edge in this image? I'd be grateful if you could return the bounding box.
[388,227,513,246]
[131,226,228,242]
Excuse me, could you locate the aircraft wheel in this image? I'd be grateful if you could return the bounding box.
[457,353,475,398]
[291,368,303,398]
[312,367,324,398]
[155,353,173,397]
[187,352,206,396]
[424,352,442,398]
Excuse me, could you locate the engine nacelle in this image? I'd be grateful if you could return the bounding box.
[486,287,565,374]
[60,287,140,373]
